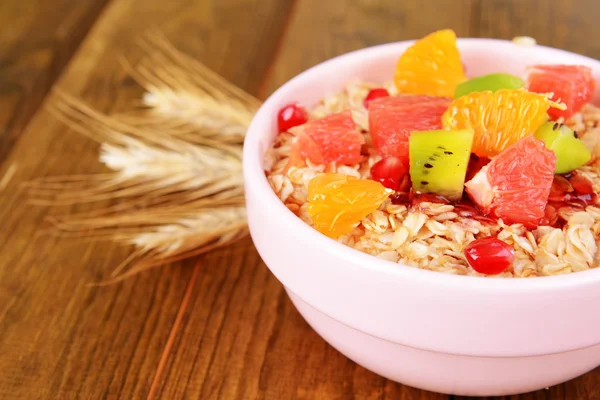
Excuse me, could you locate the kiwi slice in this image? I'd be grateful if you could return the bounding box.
[409,129,474,201]
[534,122,591,174]
[454,73,524,98]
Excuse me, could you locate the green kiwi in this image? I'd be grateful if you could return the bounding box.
[409,129,474,201]
[454,73,524,98]
[534,122,591,174]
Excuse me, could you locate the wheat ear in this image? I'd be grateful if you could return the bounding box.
[27,32,261,282]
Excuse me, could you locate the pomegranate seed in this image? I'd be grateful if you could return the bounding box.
[568,173,594,195]
[277,103,308,133]
[465,154,490,182]
[370,156,408,190]
[390,192,410,205]
[540,204,559,227]
[364,88,390,108]
[464,237,515,275]
[548,175,574,202]
[397,175,412,192]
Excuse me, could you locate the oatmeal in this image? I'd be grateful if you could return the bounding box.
[265,30,600,277]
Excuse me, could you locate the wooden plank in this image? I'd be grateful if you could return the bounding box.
[477,0,600,59]
[154,1,476,399]
[3,0,600,399]
[0,0,293,399]
[0,0,110,165]
[260,0,478,98]
[465,2,600,399]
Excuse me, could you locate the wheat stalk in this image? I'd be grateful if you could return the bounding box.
[27,32,261,282]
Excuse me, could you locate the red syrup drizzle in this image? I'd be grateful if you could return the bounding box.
[541,172,598,228]
[465,154,491,182]
[389,153,496,224]
[387,155,597,229]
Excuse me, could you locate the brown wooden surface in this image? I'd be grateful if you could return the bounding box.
[2,1,600,399]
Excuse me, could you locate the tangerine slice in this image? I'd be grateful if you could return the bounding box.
[394,29,466,97]
[307,173,392,238]
[441,89,565,158]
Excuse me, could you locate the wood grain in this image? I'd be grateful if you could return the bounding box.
[460,1,600,399]
[261,0,479,98]
[154,1,475,399]
[0,0,292,399]
[0,0,110,165]
[2,0,600,399]
[477,0,600,59]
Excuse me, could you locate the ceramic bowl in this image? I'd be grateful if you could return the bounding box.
[243,39,600,396]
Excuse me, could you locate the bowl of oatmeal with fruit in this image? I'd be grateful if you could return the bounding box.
[243,30,600,396]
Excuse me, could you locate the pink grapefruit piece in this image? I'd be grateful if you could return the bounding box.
[368,95,451,164]
[527,65,595,120]
[465,136,556,228]
[290,110,364,166]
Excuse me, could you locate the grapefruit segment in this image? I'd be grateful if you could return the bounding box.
[369,95,451,164]
[527,65,595,120]
[465,136,556,228]
[291,110,364,165]
[394,29,466,97]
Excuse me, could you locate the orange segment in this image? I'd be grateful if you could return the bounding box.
[442,89,565,158]
[307,173,392,238]
[394,29,466,97]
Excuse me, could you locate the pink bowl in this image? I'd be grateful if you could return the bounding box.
[243,39,600,396]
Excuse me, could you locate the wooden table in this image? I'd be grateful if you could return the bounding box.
[2,1,600,399]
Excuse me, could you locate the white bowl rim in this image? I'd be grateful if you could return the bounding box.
[243,38,600,294]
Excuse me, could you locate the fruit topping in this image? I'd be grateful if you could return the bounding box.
[569,173,595,195]
[465,154,491,182]
[464,237,515,275]
[290,110,364,166]
[454,73,524,98]
[278,103,308,132]
[409,129,474,201]
[394,29,466,97]
[527,65,595,120]
[465,136,556,228]
[364,88,390,108]
[370,156,409,191]
[442,89,564,158]
[547,173,596,220]
[534,122,591,174]
[307,173,392,238]
[369,95,451,164]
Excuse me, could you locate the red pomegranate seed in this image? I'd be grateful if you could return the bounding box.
[397,175,412,192]
[540,204,559,227]
[277,103,308,133]
[390,192,410,205]
[370,156,408,191]
[364,88,390,108]
[465,154,491,182]
[568,173,594,195]
[548,175,574,202]
[464,237,515,275]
